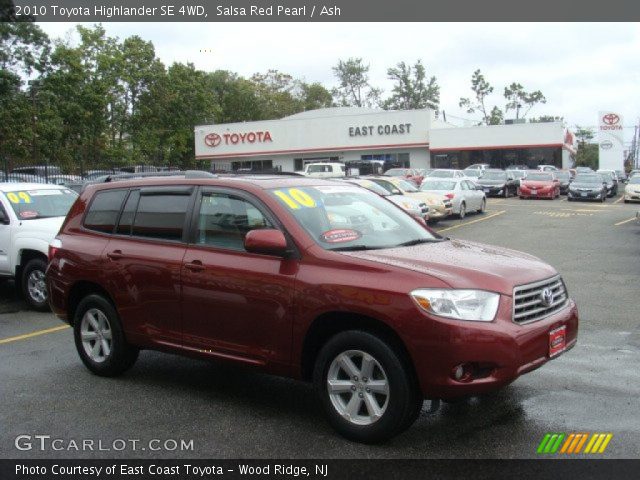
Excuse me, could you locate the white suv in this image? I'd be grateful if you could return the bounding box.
[0,183,77,310]
[302,162,346,178]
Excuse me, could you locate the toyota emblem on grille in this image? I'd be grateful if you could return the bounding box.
[540,288,554,307]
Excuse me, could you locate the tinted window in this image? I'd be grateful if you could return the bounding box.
[196,193,272,251]
[132,193,190,240]
[116,190,140,235]
[84,190,128,233]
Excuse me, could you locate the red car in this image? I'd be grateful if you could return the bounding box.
[518,172,561,199]
[384,168,424,187]
[47,173,578,443]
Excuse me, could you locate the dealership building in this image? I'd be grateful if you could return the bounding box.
[194,107,576,173]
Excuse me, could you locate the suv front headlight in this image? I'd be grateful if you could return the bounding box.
[410,289,500,321]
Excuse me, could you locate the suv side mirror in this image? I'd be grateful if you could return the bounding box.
[244,229,288,256]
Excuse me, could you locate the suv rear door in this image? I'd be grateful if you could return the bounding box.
[103,186,194,347]
[180,187,297,371]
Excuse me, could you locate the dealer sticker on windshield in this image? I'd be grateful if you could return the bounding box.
[320,229,362,244]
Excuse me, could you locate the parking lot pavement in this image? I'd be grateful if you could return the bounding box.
[1,193,639,459]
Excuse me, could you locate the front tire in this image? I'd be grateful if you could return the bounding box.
[73,294,139,377]
[313,331,420,443]
[21,258,49,311]
[459,202,466,219]
[477,198,486,213]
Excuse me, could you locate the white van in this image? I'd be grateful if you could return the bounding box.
[302,162,346,178]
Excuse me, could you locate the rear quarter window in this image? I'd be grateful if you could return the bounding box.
[84,189,128,233]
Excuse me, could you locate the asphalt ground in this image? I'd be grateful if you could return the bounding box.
[1,193,639,459]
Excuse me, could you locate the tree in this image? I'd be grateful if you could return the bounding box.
[574,126,598,169]
[383,60,439,111]
[503,82,546,119]
[299,82,333,111]
[459,69,499,125]
[331,58,381,108]
[250,69,302,119]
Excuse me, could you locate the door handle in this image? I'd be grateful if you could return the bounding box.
[184,260,205,272]
[107,250,124,260]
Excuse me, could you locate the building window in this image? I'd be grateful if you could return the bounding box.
[231,160,274,172]
[294,159,304,171]
[360,153,410,168]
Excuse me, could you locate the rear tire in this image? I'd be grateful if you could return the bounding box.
[313,330,420,443]
[73,294,139,377]
[21,258,49,311]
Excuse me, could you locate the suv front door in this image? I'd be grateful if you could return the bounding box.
[181,188,297,372]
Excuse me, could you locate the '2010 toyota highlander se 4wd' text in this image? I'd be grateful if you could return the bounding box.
[47,173,578,443]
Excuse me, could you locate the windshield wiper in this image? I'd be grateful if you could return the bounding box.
[395,238,446,247]
[329,245,385,252]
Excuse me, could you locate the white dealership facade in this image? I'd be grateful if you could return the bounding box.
[194,107,576,172]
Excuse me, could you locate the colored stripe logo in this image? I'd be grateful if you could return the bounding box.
[537,433,613,454]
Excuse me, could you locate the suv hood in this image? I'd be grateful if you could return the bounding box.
[14,216,65,242]
[341,239,557,295]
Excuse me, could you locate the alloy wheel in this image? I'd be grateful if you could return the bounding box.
[27,270,47,304]
[326,350,389,426]
[80,308,113,363]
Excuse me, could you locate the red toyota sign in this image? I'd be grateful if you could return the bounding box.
[602,113,620,125]
[204,131,273,147]
[600,112,623,131]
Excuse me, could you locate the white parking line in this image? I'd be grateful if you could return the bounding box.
[437,210,506,233]
[614,217,637,226]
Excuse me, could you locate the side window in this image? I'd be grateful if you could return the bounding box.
[131,193,190,241]
[460,181,469,191]
[115,190,140,235]
[84,190,128,233]
[196,193,272,251]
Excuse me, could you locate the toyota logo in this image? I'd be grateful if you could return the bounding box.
[540,288,554,307]
[602,113,620,126]
[600,140,613,150]
[204,133,221,147]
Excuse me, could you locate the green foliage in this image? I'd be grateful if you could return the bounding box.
[460,70,548,125]
[459,69,499,125]
[383,60,439,111]
[574,126,598,169]
[504,82,546,119]
[331,58,382,108]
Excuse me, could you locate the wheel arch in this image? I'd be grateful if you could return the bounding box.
[67,281,116,326]
[300,311,418,386]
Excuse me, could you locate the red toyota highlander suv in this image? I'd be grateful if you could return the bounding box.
[46,173,578,443]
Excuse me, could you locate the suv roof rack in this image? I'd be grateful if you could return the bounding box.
[102,170,217,182]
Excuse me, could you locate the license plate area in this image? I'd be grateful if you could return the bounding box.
[549,325,567,357]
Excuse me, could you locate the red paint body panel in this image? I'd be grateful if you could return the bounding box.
[519,180,560,199]
[47,176,579,400]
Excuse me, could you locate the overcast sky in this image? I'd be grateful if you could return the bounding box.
[39,22,640,141]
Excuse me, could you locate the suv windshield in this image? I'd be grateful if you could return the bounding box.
[420,180,456,191]
[628,177,640,185]
[555,172,571,180]
[4,188,77,220]
[269,185,438,251]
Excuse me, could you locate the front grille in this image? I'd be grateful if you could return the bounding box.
[513,275,568,324]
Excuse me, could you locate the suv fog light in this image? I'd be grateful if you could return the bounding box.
[451,363,473,382]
